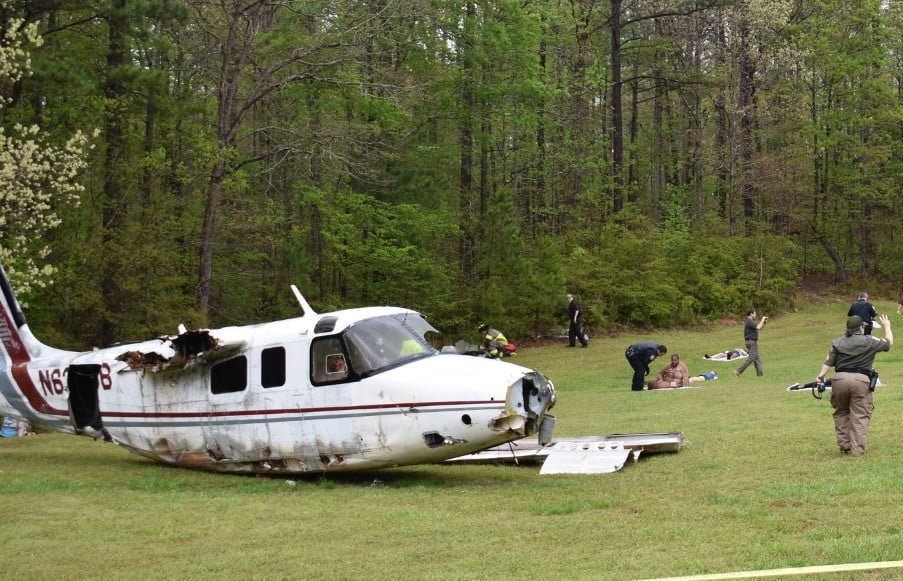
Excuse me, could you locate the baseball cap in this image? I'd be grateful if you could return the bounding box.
[846,315,863,330]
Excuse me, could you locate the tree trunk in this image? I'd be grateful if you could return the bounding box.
[690,13,704,218]
[627,79,638,200]
[858,124,874,276]
[564,0,593,222]
[818,235,848,283]
[859,201,872,276]
[651,18,665,218]
[480,115,489,220]
[713,12,731,229]
[198,160,226,316]
[142,81,157,205]
[101,0,127,345]
[458,2,476,284]
[609,0,624,213]
[533,15,548,235]
[307,87,324,296]
[738,13,757,231]
[195,0,265,317]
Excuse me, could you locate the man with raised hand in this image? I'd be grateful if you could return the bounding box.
[816,314,893,456]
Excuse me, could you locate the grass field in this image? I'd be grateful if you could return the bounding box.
[1,297,901,580]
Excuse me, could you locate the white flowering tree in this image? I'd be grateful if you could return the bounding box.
[0,3,92,299]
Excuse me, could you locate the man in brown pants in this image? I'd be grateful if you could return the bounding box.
[815,314,893,456]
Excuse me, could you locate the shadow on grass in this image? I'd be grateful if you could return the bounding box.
[110,454,550,492]
[276,462,546,489]
[7,433,554,492]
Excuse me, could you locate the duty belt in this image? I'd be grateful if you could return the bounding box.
[836,367,872,376]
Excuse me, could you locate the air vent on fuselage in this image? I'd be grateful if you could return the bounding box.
[314,316,338,334]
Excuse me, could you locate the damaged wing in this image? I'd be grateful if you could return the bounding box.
[446,432,684,475]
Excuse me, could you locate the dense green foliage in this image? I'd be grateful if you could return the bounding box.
[2,299,901,578]
[0,1,899,347]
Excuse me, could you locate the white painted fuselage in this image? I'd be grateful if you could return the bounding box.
[0,268,555,474]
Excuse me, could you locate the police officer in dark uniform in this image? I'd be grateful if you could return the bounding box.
[625,342,667,391]
[815,314,893,456]
[566,293,588,348]
[847,291,877,335]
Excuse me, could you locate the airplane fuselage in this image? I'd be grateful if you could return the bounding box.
[0,282,556,474]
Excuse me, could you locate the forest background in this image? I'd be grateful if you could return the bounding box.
[0,0,900,349]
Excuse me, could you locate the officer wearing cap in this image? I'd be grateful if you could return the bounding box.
[847,291,877,335]
[625,342,668,391]
[815,314,893,456]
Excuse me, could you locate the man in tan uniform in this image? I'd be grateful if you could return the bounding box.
[815,314,893,456]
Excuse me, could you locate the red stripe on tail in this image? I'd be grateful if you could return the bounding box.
[0,300,67,415]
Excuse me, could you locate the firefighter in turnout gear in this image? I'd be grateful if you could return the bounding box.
[478,324,510,359]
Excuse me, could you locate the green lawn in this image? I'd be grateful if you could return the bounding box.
[2,298,901,580]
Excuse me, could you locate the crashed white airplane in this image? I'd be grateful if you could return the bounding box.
[0,264,556,474]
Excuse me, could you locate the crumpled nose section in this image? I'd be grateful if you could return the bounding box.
[490,372,556,437]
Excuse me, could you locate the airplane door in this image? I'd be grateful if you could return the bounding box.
[67,364,108,438]
[309,336,372,465]
[202,345,315,469]
[202,354,251,461]
[254,343,318,468]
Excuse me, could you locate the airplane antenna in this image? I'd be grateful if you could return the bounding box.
[291,285,317,317]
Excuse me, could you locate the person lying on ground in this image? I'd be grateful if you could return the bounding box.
[704,348,748,361]
[1,416,35,438]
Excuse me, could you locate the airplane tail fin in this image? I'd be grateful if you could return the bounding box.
[0,263,77,428]
[0,263,56,360]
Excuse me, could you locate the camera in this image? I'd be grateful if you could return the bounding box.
[812,377,827,399]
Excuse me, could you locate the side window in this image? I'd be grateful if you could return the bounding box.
[311,337,349,384]
[261,347,286,388]
[211,356,247,394]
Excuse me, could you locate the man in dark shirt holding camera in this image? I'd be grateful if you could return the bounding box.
[734,309,768,377]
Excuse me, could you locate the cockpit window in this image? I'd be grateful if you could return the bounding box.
[344,314,437,377]
[310,314,438,383]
